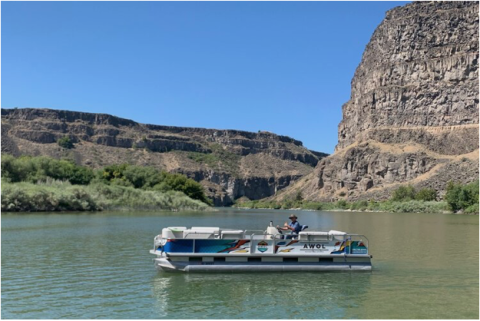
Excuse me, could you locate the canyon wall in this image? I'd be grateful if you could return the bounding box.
[276,1,479,202]
[1,108,327,205]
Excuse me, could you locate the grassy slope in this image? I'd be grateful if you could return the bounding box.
[1,181,209,212]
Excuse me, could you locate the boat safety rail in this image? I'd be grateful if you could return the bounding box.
[153,231,369,254]
[345,234,369,255]
[245,231,369,255]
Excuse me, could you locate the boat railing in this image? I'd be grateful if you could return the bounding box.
[244,231,369,255]
[154,230,369,255]
[346,234,369,255]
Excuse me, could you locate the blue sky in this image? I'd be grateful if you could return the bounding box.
[2,1,408,153]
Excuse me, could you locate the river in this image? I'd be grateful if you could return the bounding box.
[2,208,478,319]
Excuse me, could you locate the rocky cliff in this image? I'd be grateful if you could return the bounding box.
[1,108,327,205]
[275,1,479,202]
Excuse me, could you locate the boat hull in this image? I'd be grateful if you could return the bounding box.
[153,256,372,272]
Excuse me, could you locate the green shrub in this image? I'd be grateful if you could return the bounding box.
[99,163,130,181]
[233,197,450,214]
[123,166,162,189]
[391,185,416,201]
[153,172,211,205]
[415,188,437,201]
[295,191,303,201]
[379,200,449,213]
[336,199,348,209]
[1,181,209,212]
[465,203,479,214]
[1,154,94,185]
[445,180,479,212]
[187,152,218,165]
[350,200,368,211]
[1,181,99,212]
[57,136,74,149]
[281,199,294,209]
[2,155,212,205]
[187,144,241,176]
[110,178,134,187]
[98,163,211,204]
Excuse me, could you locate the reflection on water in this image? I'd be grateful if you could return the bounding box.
[151,272,372,319]
[1,209,478,319]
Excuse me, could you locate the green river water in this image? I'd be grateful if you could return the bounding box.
[1,208,478,319]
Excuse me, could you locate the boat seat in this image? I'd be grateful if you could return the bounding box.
[183,230,216,239]
[182,227,220,239]
[299,231,330,241]
[191,227,220,233]
[162,227,187,239]
[328,230,347,241]
[221,230,245,239]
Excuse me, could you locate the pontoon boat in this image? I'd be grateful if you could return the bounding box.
[150,222,372,272]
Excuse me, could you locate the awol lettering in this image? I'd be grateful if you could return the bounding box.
[303,244,326,249]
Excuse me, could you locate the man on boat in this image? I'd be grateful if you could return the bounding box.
[277,214,301,237]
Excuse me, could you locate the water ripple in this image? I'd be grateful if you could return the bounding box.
[2,210,478,319]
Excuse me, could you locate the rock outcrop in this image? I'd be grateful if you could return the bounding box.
[1,108,327,206]
[276,1,479,202]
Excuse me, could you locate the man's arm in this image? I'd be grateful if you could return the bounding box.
[277,222,293,231]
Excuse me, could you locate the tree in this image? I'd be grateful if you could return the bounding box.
[391,185,416,201]
[1,154,93,185]
[57,136,74,149]
[295,191,303,201]
[415,188,437,201]
[445,180,479,212]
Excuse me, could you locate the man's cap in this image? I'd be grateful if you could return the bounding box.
[289,214,298,219]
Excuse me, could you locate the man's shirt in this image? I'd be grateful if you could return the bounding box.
[289,221,301,234]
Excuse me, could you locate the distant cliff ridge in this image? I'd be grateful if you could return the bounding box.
[1,108,328,206]
[275,1,479,202]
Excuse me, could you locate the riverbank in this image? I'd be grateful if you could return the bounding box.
[235,180,479,214]
[1,154,212,212]
[1,180,210,212]
[234,199,454,214]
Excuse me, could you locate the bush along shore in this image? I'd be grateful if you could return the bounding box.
[235,181,479,214]
[1,154,211,212]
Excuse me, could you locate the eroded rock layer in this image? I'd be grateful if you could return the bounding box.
[1,108,328,206]
[276,1,479,202]
[337,1,479,150]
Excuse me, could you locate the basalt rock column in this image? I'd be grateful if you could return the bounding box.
[277,1,479,202]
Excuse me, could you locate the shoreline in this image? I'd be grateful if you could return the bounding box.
[234,202,478,215]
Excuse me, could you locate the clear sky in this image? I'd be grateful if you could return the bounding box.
[2,1,408,153]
